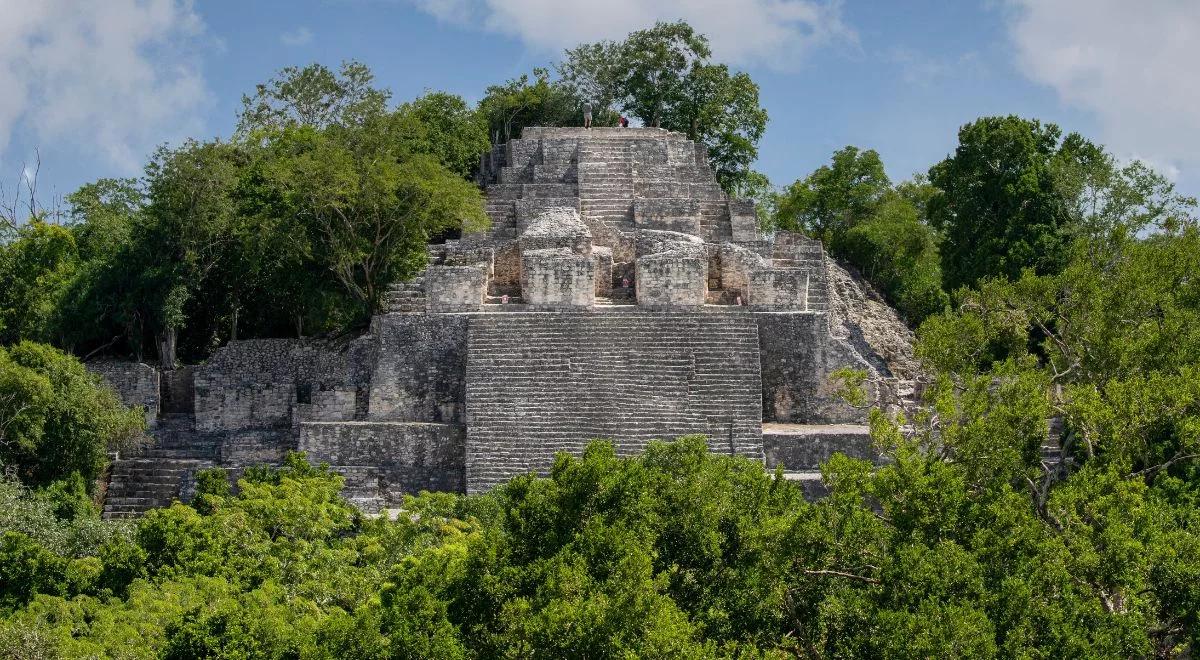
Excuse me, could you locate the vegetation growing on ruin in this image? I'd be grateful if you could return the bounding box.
[4,194,1200,654]
[2,19,1200,658]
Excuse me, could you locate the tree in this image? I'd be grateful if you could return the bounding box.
[561,21,768,192]
[838,193,950,323]
[0,342,144,488]
[663,61,768,190]
[138,139,249,366]
[394,91,490,178]
[237,61,390,134]
[264,124,487,312]
[478,68,584,143]
[776,145,891,241]
[929,116,1085,290]
[51,179,144,359]
[777,147,946,323]
[0,222,79,346]
[603,21,710,128]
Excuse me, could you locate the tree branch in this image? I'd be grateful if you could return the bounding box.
[802,569,880,585]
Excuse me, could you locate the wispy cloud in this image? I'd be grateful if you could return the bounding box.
[1007,0,1200,177]
[0,0,210,172]
[404,0,857,71]
[281,26,314,46]
[887,48,982,87]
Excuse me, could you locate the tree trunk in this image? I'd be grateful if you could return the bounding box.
[230,307,239,342]
[159,328,177,370]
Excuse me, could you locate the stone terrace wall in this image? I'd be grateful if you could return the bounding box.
[86,360,160,426]
[193,338,360,433]
[298,421,465,498]
[464,313,763,493]
[367,314,469,424]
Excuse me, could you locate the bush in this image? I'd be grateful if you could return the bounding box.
[0,342,145,488]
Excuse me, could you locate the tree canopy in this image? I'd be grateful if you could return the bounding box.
[777,147,947,323]
[929,116,1096,290]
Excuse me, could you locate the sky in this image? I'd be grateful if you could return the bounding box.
[2,0,1198,211]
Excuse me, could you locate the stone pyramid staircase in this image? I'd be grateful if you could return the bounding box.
[579,139,635,231]
[771,232,829,312]
[384,276,426,313]
[102,415,217,519]
[464,312,763,493]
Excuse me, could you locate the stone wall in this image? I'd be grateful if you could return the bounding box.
[749,269,810,310]
[86,360,159,426]
[298,421,465,500]
[756,312,827,424]
[426,265,488,313]
[636,253,707,309]
[464,313,763,493]
[756,312,876,425]
[761,423,876,471]
[193,339,353,433]
[521,249,595,309]
[367,314,469,424]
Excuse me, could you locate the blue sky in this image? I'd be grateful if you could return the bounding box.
[2,0,1197,211]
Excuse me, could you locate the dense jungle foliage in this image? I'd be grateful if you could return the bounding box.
[2,20,1200,659]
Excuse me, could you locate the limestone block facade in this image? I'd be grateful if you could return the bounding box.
[98,127,917,518]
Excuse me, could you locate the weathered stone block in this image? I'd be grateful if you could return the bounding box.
[298,421,465,495]
[368,314,468,423]
[86,361,159,427]
[443,246,495,275]
[634,199,701,235]
[762,423,876,471]
[491,241,522,288]
[635,228,706,259]
[749,269,808,310]
[636,253,707,309]
[426,265,488,313]
[522,249,595,309]
[520,207,592,255]
[718,242,768,297]
[728,199,759,242]
[515,198,580,231]
[297,386,356,422]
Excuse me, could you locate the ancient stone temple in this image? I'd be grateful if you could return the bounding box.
[93,127,918,518]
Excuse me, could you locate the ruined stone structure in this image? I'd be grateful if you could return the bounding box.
[93,127,917,518]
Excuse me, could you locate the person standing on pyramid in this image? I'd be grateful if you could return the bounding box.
[583,101,593,129]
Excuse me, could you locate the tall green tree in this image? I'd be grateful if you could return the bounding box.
[394,92,489,178]
[778,146,947,323]
[776,145,891,241]
[0,222,79,346]
[264,124,486,312]
[138,139,249,365]
[929,116,1088,290]
[237,61,390,134]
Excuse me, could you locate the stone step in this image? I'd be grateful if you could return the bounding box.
[762,423,877,472]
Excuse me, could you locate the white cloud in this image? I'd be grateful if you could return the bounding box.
[0,0,210,172]
[406,0,857,69]
[1007,0,1200,175]
[281,26,314,46]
